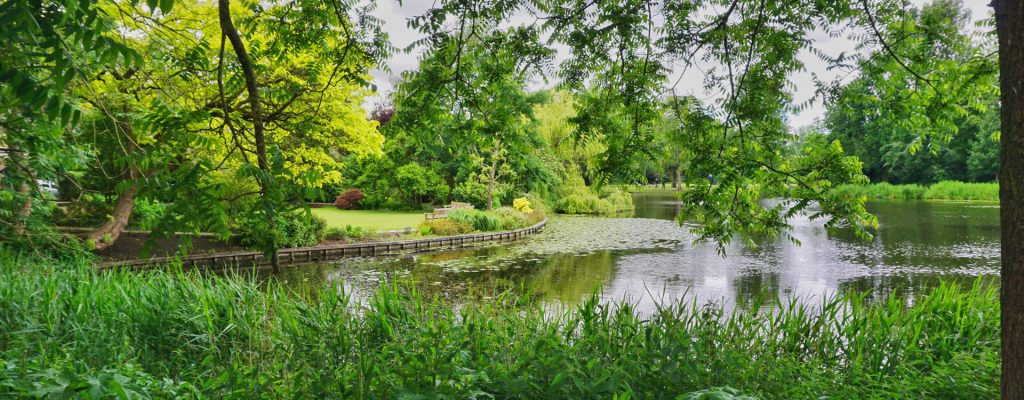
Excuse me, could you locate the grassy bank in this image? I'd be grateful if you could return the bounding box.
[0,255,998,399]
[835,181,999,201]
[310,208,425,231]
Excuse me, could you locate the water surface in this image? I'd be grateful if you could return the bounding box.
[279,192,999,312]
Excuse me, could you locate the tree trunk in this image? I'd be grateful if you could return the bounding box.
[14,182,32,235]
[219,0,279,272]
[86,186,137,250]
[672,165,681,189]
[9,145,33,235]
[486,167,496,211]
[486,146,499,211]
[994,1,1024,398]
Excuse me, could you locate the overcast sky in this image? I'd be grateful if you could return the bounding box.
[367,0,992,130]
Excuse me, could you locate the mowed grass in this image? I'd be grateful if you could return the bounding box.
[311,208,425,231]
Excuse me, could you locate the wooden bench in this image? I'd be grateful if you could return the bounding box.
[425,202,475,220]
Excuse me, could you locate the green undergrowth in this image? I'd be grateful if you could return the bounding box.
[835,181,999,201]
[556,188,635,214]
[0,254,999,399]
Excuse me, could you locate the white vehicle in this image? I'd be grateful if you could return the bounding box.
[36,180,59,198]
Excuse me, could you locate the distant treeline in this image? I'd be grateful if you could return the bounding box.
[820,0,999,185]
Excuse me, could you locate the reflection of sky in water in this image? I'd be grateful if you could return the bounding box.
[278,193,1000,314]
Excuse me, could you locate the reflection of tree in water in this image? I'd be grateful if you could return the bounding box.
[520,251,616,306]
[731,272,782,310]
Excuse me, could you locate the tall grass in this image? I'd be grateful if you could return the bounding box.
[923,181,1000,201]
[836,181,998,201]
[0,254,999,399]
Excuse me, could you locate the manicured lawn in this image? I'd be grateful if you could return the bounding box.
[311,208,426,231]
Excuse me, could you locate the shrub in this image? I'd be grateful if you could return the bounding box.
[448,209,504,231]
[604,189,635,211]
[334,189,365,210]
[237,212,327,249]
[512,197,533,213]
[556,188,631,215]
[325,224,367,240]
[418,219,474,236]
[395,162,450,205]
[129,199,167,229]
[492,207,527,230]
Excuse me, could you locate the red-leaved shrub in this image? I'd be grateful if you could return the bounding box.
[335,189,365,210]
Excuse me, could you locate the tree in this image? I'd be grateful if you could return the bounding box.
[992,0,1024,396]
[823,0,999,184]
[402,0,1021,395]
[385,25,554,209]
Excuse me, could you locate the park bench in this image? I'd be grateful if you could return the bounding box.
[425,202,475,220]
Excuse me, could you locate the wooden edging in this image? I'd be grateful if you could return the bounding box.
[100,218,548,271]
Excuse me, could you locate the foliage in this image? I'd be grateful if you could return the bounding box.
[513,197,534,213]
[924,181,1000,201]
[451,175,498,210]
[325,224,368,240]
[823,0,999,184]
[334,189,365,210]
[130,199,168,230]
[237,212,327,250]
[557,188,635,215]
[447,209,505,232]
[395,162,450,206]
[0,254,999,399]
[836,181,999,201]
[835,182,929,200]
[418,219,474,236]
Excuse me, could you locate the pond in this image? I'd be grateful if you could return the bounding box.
[277,191,1000,312]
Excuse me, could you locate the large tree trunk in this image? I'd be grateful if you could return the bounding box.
[86,185,137,250]
[994,1,1024,398]
[219,0,279,272]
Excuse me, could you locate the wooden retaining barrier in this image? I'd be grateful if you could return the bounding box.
[101,218,547,270]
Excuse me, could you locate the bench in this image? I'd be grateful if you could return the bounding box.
[425,202,475,220]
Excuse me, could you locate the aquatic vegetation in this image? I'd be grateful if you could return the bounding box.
[835,181,998,201]
[835,182,928,200]
[0,254,998,399]
[557,188,635,214]
[923,181,999,201]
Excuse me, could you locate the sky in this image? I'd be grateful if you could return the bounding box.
[367,0,992,130]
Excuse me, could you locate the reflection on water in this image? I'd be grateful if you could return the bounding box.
[277,192,999,312]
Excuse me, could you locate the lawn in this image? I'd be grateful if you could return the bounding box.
[311,208,426,231]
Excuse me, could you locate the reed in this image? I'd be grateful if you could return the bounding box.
[0,253,999,399]
[835,181,998,201]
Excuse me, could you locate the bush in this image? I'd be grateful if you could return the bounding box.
[334,189,365,210]
[556,188,633,215]
[237,211,327,250]
[395,162,450,205]
[604,189,635,211]
[512,197,533,213]
[492,207,527,230]
[129,199,167,229]
[448,209,504,231]
[325,224,368,240]
[418,219,474,236]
